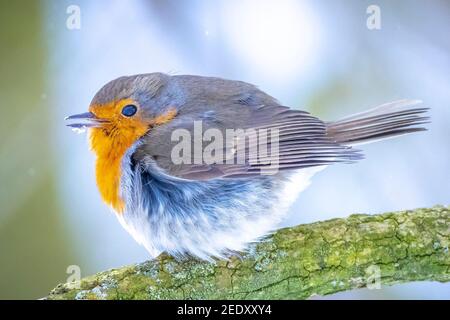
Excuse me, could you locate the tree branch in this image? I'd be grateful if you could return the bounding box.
[46,206,450,300]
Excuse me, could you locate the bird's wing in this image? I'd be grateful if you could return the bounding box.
[133,103,361,180]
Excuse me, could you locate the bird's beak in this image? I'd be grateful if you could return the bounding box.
[65,112,108,129]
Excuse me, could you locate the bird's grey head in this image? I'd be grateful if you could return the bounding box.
[91,73,169,108]
[65,72,178,136]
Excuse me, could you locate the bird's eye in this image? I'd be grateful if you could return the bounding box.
[121,104,137,117]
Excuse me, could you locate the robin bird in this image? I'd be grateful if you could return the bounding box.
[66,73,429,260]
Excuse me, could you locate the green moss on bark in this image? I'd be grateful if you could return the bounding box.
[46,206,450,300]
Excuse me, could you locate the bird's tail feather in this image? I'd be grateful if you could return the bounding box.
[326,99,430,146]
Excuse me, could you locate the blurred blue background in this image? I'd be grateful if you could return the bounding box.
[0,0,449,299]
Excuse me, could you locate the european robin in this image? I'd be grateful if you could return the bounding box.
[66,73,429,260]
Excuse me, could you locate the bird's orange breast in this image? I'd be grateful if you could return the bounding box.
[89,123,148,213]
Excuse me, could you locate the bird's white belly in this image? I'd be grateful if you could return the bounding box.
[118,165,325,260]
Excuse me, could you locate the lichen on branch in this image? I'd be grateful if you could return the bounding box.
[46,206,450,300]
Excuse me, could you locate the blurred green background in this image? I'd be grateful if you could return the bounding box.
[0,0,449,299]
[0,0,76,299]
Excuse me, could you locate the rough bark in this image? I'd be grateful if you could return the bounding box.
[46,206,450,300]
